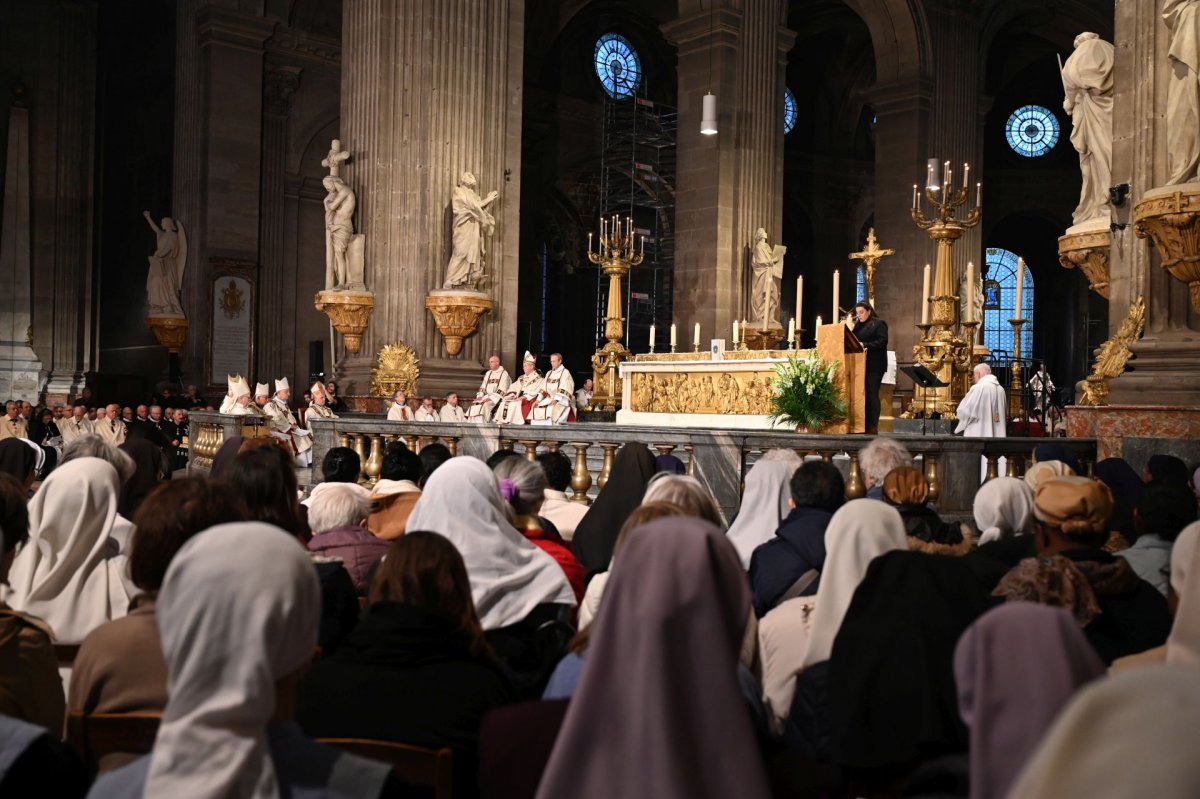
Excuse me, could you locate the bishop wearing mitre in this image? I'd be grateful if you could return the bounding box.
[220,375,262,416]
[265,378,313,466]
[307,381,339,421]
[468,354,512,423]
[496,352,544,425]
[531,352,575,425]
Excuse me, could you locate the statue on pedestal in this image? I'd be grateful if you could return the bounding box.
[323,175,363,290]
[750,228,786,330]
[443,171,498,290]
[1165,2,1200,185]
[143,211,187,317]
[1061,32,1115,223]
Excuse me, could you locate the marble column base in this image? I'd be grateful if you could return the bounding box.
[1067,404,1200,471]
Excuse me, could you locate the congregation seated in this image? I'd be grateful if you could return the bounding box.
[297,532,513,797]
[971,476,1034,545]
[68,478,247,771]
[1094,457,1143,546]
[305,482,390,594]
[303,445,361,509]
[881,466,971,555]
[1144,453,1191,486]
[368,442,423,540]
[857,436,913,500]
[570,442,658,574]
[0,438,39,492]
[1114,480,1196,595]
[88,523,403,798]
[535,451,588,542]
[727,449,802,568]
[418,442,452,485]
[748,461,844,617]
[0,473,62,735]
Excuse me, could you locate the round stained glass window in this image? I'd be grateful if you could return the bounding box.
[784,88,797,134]
[1005,105,1060,157]
[594,34,642,99]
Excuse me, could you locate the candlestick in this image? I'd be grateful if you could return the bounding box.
[965,261,976,323]
[588,232,593,253]
[943,160,951,187]
[693,322,700,347]
[796,276,803,320]
[926,161,935,190]
[912,183,919,209]
[976,181,982,208]
[670,323,677,347]
[832,270,840,322]
[816,315,822,330]
[640,235,645,256]
[1015,257,1025,313]
[962,163,969,191]
[787,317,795,344]
[732,320,739,344]
[921,264,931,324]
[649,323,655,351]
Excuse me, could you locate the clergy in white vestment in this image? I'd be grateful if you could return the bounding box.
[575,378,594,410]
[265,378,312,465]
[386,389,414,421]
[0,402,28,441]
[58,405,95,444]
[219,375,261,417]
[956,363,1008,437]
[306,381,339,421]
[531,352,576,425]
[468,354,511,423]
[496,352,544,425]
[94,404,128,445]
[253,382,272,412]
[414,397,439,422]
[439,392,467,423]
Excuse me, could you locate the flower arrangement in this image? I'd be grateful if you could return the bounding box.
[768,354,848,432]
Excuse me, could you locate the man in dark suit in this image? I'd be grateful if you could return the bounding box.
[850,301,888,434]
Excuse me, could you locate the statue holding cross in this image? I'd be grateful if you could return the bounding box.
[849,228,895,306]
[322,139,351,178]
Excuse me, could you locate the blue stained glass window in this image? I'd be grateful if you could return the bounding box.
[784,88,797,134]
[983,247,1034,362]
[1005,105,1060,157]
[594,34,642,99]
[855,265,867,303]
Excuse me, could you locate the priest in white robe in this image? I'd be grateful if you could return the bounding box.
[496,352,544,425]
[306,381,339,421]
[265,378,312,465]
[58,406,94,444]
[955,364,1008,437]
[386,389,413,421]
[575,378,594,410]
[414,397,439,422]
[468,355,511,423]
[531,352,575,425]
[439,392,467,423]
[94,404,128,445]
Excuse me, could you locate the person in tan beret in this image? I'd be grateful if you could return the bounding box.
[881,466,971,555]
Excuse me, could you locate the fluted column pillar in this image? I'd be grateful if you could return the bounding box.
[663,0,793,344]
[336,0,524,394]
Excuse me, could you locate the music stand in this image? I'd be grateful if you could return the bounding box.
[899,364,949,436]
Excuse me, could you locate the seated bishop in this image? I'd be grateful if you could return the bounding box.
[386,389,413,421]
[495,352,544,425]
[468,354,511,423]
[220,374,262,417]
[439,392,466,423]
[307,381,339,421]
[264,377,313,466]
[531,352,576,425]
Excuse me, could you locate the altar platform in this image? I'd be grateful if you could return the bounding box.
[185,411,1096,519]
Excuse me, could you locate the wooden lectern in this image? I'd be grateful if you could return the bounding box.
[816,322,866,434]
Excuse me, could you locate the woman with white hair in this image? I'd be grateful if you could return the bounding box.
[89,523,399,797]
[305,482,390,594]
[857,437,913,499]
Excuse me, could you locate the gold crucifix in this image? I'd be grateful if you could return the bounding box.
[849,228,895,306]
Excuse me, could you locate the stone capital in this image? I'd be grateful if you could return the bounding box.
[263,64,302,116]
[661,7,743,56]
[866,77,935,117]
[195,6,277,53]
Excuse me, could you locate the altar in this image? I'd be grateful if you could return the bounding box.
[616,324,867,432]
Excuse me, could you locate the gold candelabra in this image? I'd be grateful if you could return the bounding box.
[1008,318,1026,420]
[587,214,644,411]
[906,161,985,419]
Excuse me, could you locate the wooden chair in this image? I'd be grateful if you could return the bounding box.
[65,711,161,775]
[318,738,453,798]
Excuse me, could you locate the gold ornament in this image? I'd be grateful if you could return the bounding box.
[1134,187,1200,312]
[1057,227,1112,299]
[1078,295,1145,406]
[370,342,421,398]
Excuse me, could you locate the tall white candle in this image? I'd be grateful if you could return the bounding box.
[962,163,969,191]
[943,160,951,188]
[670,323,677,347]
[588,232,593,253]
[733,320,739,343]
[816,315,823,330]
[965,261,976,323]
[912,184,919,209]
[788,317,796,342]
[796,276,804,319]
[921,264,931,324]
[693,322,700,347]
[927,161,935,190]
[1015,257,1025,317]
[976,181,982,208]
[649,324,655,349]
[832,269,840,322]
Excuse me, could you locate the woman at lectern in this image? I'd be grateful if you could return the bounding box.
[850,302,888,434]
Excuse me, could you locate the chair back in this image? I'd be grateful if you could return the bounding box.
[65,711,161,775]
[318,738,452,798]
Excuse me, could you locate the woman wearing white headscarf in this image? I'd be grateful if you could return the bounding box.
[727,452,800,569]
[405,457,575,631]
[973,476,1035,545]
[88,523,395,798]
[7,457,132,645]
[757,499,908,736]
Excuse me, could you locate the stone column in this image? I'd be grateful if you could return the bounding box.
[1106,0,1200,405]
[258,64,302,380]
[336,0,524,396]
[663,0,793,344]
[0,98,43,404]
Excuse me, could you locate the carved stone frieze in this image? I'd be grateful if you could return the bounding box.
[629,370,775,415]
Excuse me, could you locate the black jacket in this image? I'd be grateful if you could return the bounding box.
[748,506,834,617]
[852,316,889,374]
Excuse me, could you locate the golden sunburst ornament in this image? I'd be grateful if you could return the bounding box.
[220,279,245,318]
[370,342,421,398]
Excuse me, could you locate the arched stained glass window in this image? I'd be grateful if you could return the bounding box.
[594,34,642,99]
[784,88,797,134]
[1005,105,1060,157]
[982,247,1034,362]
[855,265,867,303]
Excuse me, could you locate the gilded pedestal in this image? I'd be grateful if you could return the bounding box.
[1134,183,1200,312]
[145,315,188,354]
[314,289,375,354]
[424,290,494,357]
[1058,220,1112,299]
[743,326,786,351]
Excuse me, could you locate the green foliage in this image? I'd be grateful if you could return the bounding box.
[768,354,848,431]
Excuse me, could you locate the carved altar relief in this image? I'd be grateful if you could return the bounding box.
[629,371,775,414]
